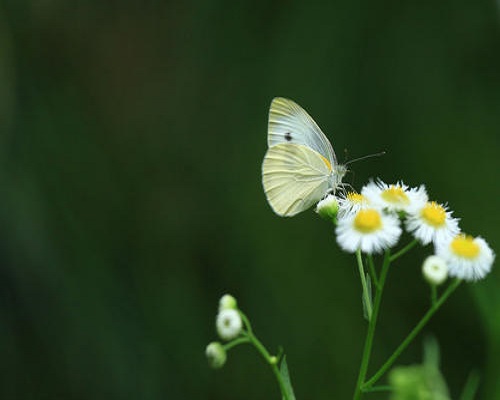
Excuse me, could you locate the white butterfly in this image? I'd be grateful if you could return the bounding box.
[262,97,347,217]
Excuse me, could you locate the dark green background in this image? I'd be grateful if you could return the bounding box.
[0,1,499,399]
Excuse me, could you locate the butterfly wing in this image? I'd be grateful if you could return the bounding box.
[268,97,337,166]
[262,143,332,217]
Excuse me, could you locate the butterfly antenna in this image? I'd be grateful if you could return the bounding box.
[343,148,350,164]
[345,151,386,166]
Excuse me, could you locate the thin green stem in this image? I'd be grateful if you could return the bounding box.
[363,279,462,389]
[352,250,391,400]
[239,311,253,334]
[356,249,372,320]
[362,385,392,393]
[389,240,418,262]
[223,336,251,351]
[431,285,437,306]
[239,311,290,400]
[367,255,379,289]
[246,332,290,400]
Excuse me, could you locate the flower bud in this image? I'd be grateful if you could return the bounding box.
[316,194,339,220]
[422,255,448,285]
[218,294,238,311]
[205,342,227,369]
[216,309,243,340]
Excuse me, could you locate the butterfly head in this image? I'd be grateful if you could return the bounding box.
[329,163,348,192]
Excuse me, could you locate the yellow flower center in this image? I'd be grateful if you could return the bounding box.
[420,202,446,227]
[381,186,409,205]
[354,209,382,233]
[347,192,366,203]
[451,235,480,259]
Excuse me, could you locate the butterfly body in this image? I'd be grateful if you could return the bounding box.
[262,98,346,217]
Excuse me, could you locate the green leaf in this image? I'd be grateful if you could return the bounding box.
[280,355,296,400]
[459,371,480,400]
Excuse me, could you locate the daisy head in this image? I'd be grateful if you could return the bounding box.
[361,180,428,213]
[216,309,243,341]
[436,234,495,282]
[422,255,448,285]
[405,201,460,245]
[335,207,402,254]
[337,191,370,217]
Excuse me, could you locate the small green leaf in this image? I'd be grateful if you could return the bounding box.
[459,370,480,400]
[280,355,296,400]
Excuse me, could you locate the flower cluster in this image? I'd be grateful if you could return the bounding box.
[316,179,495,282]
[205,294,243,369]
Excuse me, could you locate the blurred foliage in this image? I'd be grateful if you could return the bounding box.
[0,1,499,399]
[389,338,450,400]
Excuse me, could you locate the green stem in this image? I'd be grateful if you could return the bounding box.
[239,311,290,400]
[363,279,461,389]
[239,311,254,334]
[356,249,372,320]
[367,255,379,289]
[352,250,391,400]
[246,333,290,400]
[431,285,437,306]
[362,385,392,393]
[223,336,251,351]
[389,240,418,262]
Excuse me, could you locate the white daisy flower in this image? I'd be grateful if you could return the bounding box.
[216,309,243,340]
[336,207,402,254]
[405,201,460,245]
[422,255,448,285]
[337,191,370,217]
[361,180,428,213]
[436,234,495,281]
[316,194,339,220]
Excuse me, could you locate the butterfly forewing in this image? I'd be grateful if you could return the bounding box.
[262,143,332,217]
[268,97,337,166]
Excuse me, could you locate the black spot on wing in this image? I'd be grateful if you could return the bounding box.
[285,132,292,141]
